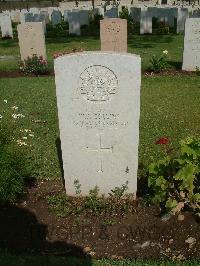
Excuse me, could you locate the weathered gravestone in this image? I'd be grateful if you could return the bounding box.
[24,13,46,33]
[40,11,50,24]
[182,18,200,71]
[54,52,141,196]
[176,8,189,33]
[140,8,152,34]
[68,11,80,35]
[0,14,13,38]
[10,10,21,23]
[17,22,46,61]
[64,10,71,22]
[51,10,62,25]
[100,18,127,52]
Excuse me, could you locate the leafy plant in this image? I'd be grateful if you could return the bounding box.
[46,193,71,218]
[157,21,170,35]
[74,179,81,195]
[0,125,29,204]
[109,181,129,198]
[148,137,200,214]
[196,67,200,76]
[119,7,135,35]
[149,50,169,72]
[81,13,103,36]
[84,186,106,214]
[19,54,49,75]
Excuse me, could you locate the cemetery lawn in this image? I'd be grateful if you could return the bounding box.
[0,34,183,72]
[1,75,200,260]
[1,75,199,179]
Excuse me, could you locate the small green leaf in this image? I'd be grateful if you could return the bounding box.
[165,199,178,212]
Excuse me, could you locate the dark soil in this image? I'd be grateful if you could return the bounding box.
[0,69,198,78]
[143,69,198,76]
[0,70,54,78]
[0,180,200,260]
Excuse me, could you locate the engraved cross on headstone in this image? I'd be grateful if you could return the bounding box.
[84,134,113,173]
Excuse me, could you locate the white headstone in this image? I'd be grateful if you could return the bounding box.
[79,10,89,26]
[64,10,71,22]
[40,11,50,24]
[54,52,141,197]
[68,11,80,35]
[0,14,13,38]
[10,10,21,23]
[182,18,200,71]
[140,9,152,34]
[17,22,46,61]
[177,8,189,33]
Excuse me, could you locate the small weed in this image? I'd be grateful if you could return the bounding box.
[103,219,117,226]
[46,193,71,218]
[74,179,82,195]
[109,181,129,199]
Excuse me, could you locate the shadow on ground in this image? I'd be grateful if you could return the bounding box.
[128,35,174,49]
[0,205,92,264]
[167,60,182,70]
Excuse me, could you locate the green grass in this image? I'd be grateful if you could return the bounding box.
[0,75,199,179]
[0,33,183,71]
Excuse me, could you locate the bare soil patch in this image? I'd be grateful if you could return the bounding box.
[0,180,199,260]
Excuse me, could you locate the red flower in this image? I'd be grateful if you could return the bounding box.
[155,137,169,145]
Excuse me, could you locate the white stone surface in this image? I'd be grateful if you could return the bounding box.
[177,8,189,33]
[182,18,200,71]
[140,8,152,34]
[64,10,71,22]
[17,22,46,61]
[10,10,21,23]
[54,52,141,197]
[0,14,13,38]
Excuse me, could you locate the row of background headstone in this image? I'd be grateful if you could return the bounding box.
[14,15,200,72]
[1,4,200,38]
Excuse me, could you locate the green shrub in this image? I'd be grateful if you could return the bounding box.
[157,25,170,35]
[196,67,200,76]
[20,54,49,75]
[148,137,200,214]
[152,19,170,34]
[46,183,135,218]
[119,7,135,35]
[149,50,169,72]
[46,21,68,37]
[81,13,103,36]
[0,126,29,204]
